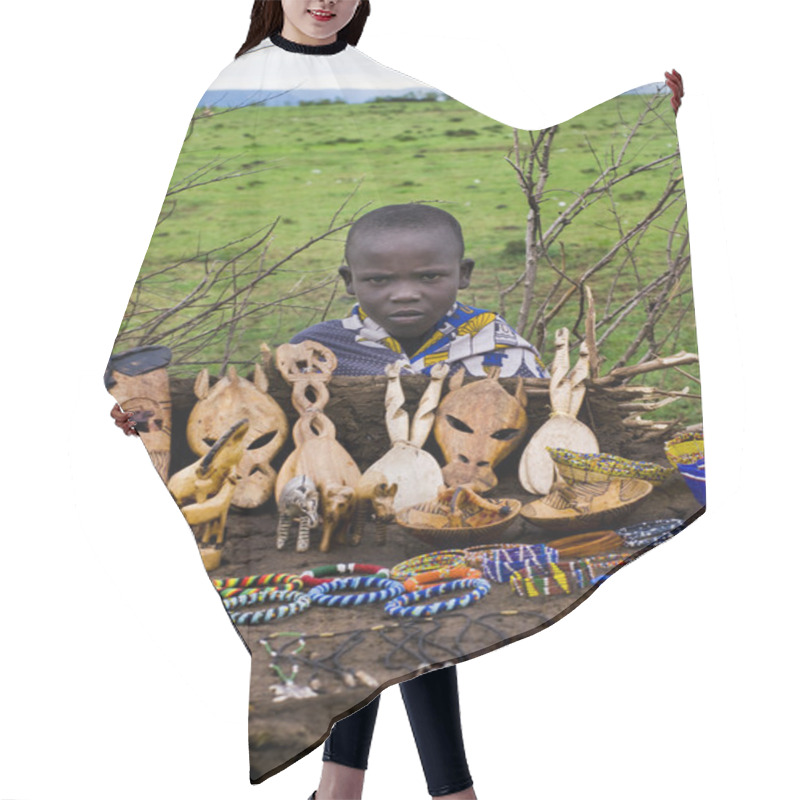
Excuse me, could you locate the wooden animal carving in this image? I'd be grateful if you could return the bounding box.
[274,341,361,552]
[105,345,173,481]
[276,475,319,552]
[434,368,528,493]
[187,344,288,509]
[360,361,448,521]
[351,472,399,546]
[167,419,248,570]
[518,328,599,496]
[322,481,358,551]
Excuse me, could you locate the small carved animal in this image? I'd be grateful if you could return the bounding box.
[351,472,399,546]
[276,475,320,552]
[320,481,357,553]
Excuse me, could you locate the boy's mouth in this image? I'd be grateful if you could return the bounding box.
[388,310,426,320]
[308,9,335,21]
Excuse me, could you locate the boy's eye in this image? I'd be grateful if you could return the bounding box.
[365,276,389,285]
[420,273,441,282]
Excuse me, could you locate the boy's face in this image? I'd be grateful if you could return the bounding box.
[341,226,474,342]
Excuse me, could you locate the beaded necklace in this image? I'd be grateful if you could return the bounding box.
[390,550,467,581]
[213,572,304,598]
[384,578,492,618]
[307,575,405,607]
[223,587,311,624]
[299,562,390,587]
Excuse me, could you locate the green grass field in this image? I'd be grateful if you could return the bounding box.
[121,92,698,420]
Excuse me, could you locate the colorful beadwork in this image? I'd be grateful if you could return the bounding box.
[464,543,523,568]
[509,554,628,598]
[547,447,674,485]
[384,578,492,618]
[403,565,482,592]
[390,550,467,581]
[307,575,406,607]
[213,572,304,597]
[223,588,311,625]
[300,563,390,587]
[616,518,685,548]
[664,431,704,467]
[480,544,559,583]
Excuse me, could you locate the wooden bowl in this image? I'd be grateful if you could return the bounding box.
[520,479,653,533]
[547,447,673,486]
[397,492,522,547]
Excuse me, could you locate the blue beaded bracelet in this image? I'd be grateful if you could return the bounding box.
[384,578,491,618]
[307,575,405,607]
[616,518,685,548]
[223,588,311,625]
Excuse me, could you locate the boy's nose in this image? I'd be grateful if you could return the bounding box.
[390,283,423,302]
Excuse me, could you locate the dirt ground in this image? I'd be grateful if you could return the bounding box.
[206,469,702,783]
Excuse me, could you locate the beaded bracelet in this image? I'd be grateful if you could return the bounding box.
[223,588,311,625]
[384,578,492,618]
[509,554,628,598]
[616,519,685,549]
[464,543,524,569]
[213,572,304,598]
[403,565,483,592]
[390,550,467,581]
[480,544,559,583]
[300,563,390,588]
[307,575,406,607]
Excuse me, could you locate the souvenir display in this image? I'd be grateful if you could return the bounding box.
[167,419,248,570]
[519,330,599,496]
[358,360,448,517]
[547,447,674,486]
[666,431,706,504]
[520,478,653,533]
[396,486,522,546]
[187,344,288,509]
[274,341,361,552]
[105,20,704,781]
[434,369,528,492]
[104,345,172,481]
[275,475,319,553]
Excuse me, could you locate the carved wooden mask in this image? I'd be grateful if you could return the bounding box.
[187,359,288,509]
[434,370,528,492]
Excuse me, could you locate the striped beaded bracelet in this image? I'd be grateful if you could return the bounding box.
[403,565,482,592]
[464,543,524,569]
[509,554,627,598]
[481,544,559,583]
[300,563,390,588]
[390,550,467,581]
[213,572,304,598]
[307,575,405,607]
[223,588,311,625]
[384,578,492,618]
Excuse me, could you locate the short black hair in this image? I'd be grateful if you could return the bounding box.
[345,204,465,264]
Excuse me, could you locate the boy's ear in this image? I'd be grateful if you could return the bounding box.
[339,265,356,296]
[459,258,475,289]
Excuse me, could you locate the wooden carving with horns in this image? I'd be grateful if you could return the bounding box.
[186,344,288,509]
[434,367,528,493]
[352,361,449,545]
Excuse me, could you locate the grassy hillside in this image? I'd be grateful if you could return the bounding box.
[118,92,697,421]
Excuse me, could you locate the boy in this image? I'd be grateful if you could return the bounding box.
[291,203,547,378]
